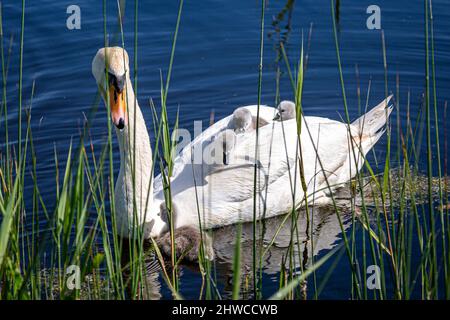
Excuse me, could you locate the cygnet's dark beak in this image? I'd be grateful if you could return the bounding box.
[223,152,229,165]
[273,112,281,121]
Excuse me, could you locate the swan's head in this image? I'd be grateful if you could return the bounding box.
[232,107,252,133]
[274,100,296,121]
[92,47,130,130]
[216,129,237,165]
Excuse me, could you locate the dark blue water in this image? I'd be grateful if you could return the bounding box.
[1,0,449,299]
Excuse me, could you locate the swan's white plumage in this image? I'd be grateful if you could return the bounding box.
[93,47,393,239]
[152,96,393,234]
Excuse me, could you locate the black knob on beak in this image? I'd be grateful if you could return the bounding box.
[116,75,125,92]
[108,72,126,92]
[117,118,125,130]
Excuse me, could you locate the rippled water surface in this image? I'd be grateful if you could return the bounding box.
[1,0,450,299]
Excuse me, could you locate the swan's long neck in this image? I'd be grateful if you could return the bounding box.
[114,77,154,238]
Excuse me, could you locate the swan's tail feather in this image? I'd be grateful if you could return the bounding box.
[352,94,393,136]
[318,96,393,193]
[363,128,386,151]
[351,95,393,153]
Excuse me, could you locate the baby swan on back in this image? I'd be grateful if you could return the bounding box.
[231,107,269,133]
[273,100,296,121]
[156,202,214,264]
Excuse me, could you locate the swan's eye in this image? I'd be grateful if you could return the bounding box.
[107,72,116,84]
[281,110,285,113]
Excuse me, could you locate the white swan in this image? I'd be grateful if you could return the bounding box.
[92,47,156,238]
[152,95,392,236]
[92,47,393,239]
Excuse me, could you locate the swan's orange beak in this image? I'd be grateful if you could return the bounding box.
[109,85,127,130]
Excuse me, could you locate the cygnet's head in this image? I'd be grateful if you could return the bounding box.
[157,202,215,263]
[215,129,237,165]
[159,201,179,230]
[273,100,296,121]
[156,226,214,263]
[232,107,253,134]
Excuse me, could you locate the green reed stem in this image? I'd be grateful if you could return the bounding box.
[424,0,438,298]
[252,0,265,299]
[429,0,447,297]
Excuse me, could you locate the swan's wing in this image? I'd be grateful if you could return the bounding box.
[299,119,355,193]
[205,119,298,203]
[203,162,269,203]
[155,112,354,199]
[168,105,276,181]
[168,115,233,180]
[180,104,275,156]
[153,113,234,194]
[303,116,342,126]
[154,105,279,196]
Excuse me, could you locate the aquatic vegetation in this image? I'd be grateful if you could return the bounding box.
[0,0,449,300]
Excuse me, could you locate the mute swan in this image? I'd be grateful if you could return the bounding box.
[92,47,393,240]
[152,96,392,236]
[92,47,156,238]
[231,107,269,133]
